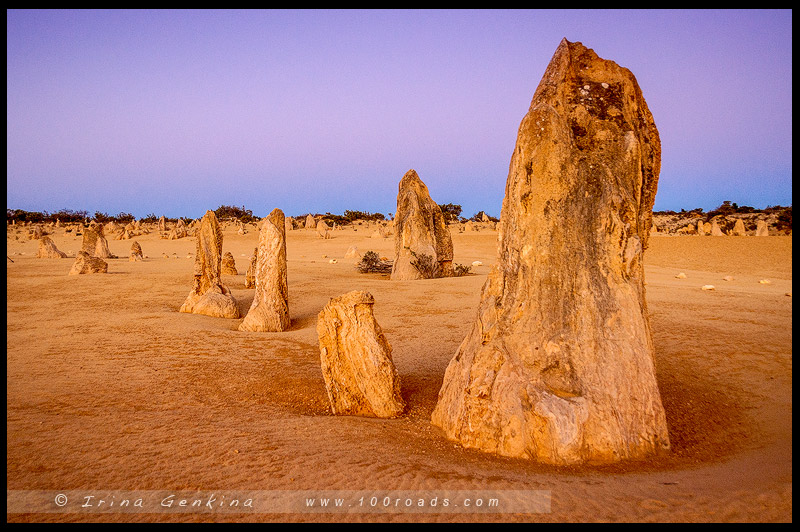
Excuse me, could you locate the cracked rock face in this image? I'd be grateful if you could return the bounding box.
[431,39,670,464]
[238,209,290,332]
[179,210,239,319]
[390,169,454,280]
[317,290,405,418]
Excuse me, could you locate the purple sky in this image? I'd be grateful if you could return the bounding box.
[7,9,792,219]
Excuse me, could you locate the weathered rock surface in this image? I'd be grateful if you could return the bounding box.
[169,219,188,240]
[179,210,239,318]
[129,241,144,262]
[221,251,238,276]
[711,220,725,236]
[69,251,108,275]
[431,39,670,464]
[317,290,404,417]
[344,245,361,259]
[316,220,331,239]
[244,247,258,288]
[239,209,290,332]
[732,218,747,236]
[37,236,67,258]
[755,219,769,236]
[390,169,454,280]
[305,214,317,230]
[81,224,116,258]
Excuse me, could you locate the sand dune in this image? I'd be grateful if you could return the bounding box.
[6,226,792,522]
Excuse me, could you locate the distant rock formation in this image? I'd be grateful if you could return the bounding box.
[711,220,725,236]
[170,219,188,239]
[755,219,769,236]
[317,290,404,417]
[36,236,67,258]
[390,169,454,280]
[316,219,331,239]
[239,208,289,332]
[81,224,116,258]
[69,251,108,275]
[179,210,240,318]
[431,39,670,464]
[129,241,144,262]
[244,247,258,288]
[732,218,747,236]
[305,214,317,230]
[221,251,238,275]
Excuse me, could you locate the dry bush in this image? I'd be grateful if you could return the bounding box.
[357,251,393,274]
[410,251,439,279]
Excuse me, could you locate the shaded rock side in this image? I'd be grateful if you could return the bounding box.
[317,290,405,417]
[69,251,108,275]
[239,209,290,332]
[390,169,454,280]
[431,39,670,465]
[179,210,239,318]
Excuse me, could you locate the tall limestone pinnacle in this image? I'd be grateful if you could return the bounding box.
[390,169,454,280]
[238,209,290,332]
[431,39,670,464]
[179,210,240,319]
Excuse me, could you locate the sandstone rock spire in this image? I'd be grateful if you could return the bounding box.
[238,209,290,332]
[317,290,404,417]
[179,210,240,318]
[390,169,454,280]
[431,38,670,464]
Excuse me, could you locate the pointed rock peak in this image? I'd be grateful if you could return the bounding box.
[399,168,424,187]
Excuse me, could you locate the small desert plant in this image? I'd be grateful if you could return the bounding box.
[453,263,472,276]
[410,250,439,279]
[357,251,393,274]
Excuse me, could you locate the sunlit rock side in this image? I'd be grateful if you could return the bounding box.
[431,38,670,464]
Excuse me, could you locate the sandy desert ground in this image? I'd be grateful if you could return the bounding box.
[6,224,792,522]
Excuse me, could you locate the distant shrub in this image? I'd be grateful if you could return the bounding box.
[115,212,136,224]
[776,207,792,233]
[344,210,386,222]
[321,212,351,226]
[357,251,393,274]
[453,263,472,276]
[93,211,113,224]
[215,204,255,223]
[438,203,462,224]
[469,210,499,223]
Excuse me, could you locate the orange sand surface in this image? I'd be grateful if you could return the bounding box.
[6,227,792,522]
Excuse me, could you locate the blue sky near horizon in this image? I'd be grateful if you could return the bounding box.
[7,9,792,219]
